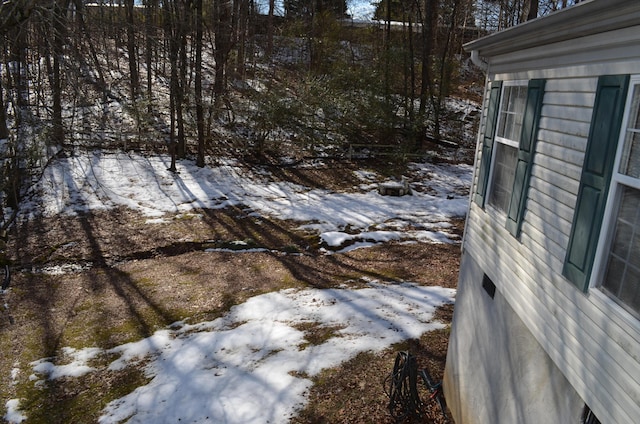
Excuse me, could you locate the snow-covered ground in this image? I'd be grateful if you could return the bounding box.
[20,151,472,250]
[21,282,455,424]
[5,152,472,423]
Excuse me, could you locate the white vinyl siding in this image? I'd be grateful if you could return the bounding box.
[464,209,640,424]
[465,70,640,424]
[458,7,640,423]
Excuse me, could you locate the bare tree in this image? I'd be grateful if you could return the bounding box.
[417,0,437,144]
[145,0,159,115]
[234,0,250,79]
[126,0,140,100]
[47,0,71,146]
[165,0,180,171]
[213,0,233,109]
[195,0,205,167]
[0,76,7,140]
[527,0,539,20]
[266,0,275,58]
[176,0,190,158]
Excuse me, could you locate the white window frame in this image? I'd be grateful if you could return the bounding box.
[591,75,640,317]
[486,80,528,215]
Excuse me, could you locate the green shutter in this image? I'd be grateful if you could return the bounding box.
[474,81,503,207]
[506,79,546,237]
[563,75,630,291]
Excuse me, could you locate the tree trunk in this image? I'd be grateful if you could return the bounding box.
[74,0,107,96]
[51,0,70,145]
[433,0,459,141]
[146,0,158,114]
[166,0,178,172]
[267,0,275,58]
[195,0,205,167]
[527,0,539,21]
[417,0,437,148]
[213,0,233,109]
[126,0,139,100]
[0,67,8,140]
[235,0,248,79]
[176,5,188,159]
[404,5,416,147]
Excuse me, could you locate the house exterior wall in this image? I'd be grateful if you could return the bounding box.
[445,14,640,424]
[444,252,583,424]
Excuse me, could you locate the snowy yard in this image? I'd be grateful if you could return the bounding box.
[3,152,471,423]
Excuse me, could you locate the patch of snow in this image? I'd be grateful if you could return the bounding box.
[26,282,455,424]
[203,247,271,253]
[19,152,471,248]
[4,399,26,424]
[31,263,92,275]
[30,347,103,380]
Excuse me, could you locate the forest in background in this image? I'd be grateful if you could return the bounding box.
[0,0,582,228]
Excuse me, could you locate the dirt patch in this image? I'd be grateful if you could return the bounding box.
[292,328,452,424]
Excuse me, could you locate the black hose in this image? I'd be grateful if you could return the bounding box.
[1,264,9,290]
[384,351,423,422]
[385,351,450,423]
[0,226,9,291]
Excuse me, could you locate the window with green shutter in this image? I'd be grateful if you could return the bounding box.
[506,79,546,237]
[474,79,546,239]
[595,76,640,316]
[488,82,527,214]
[474,81,502,207]
[563,75,630,293]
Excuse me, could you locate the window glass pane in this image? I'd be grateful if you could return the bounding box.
[488,144,518,213]
[498,112,512,140]
[510,87,526,140]
[612,188,638,260]
[631,229,640,269]
[628,85,640,130]
[497,85,526,142]
[602,186,640,315]
[619,131,640,178]
[620,85,640,178]
[620,265,640,312]
[514,86,527,114]
[603,256,625,296]
[619,185,640,220]
[509,116,522,141]
[611,221,632,259]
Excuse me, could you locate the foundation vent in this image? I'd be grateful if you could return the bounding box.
[482,274,496,299]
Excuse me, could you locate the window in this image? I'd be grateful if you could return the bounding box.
[597,79,640,315]
[488,83,527,214]
[564,74,640,315]
[475,79,545,237]
[563,75,629,292]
